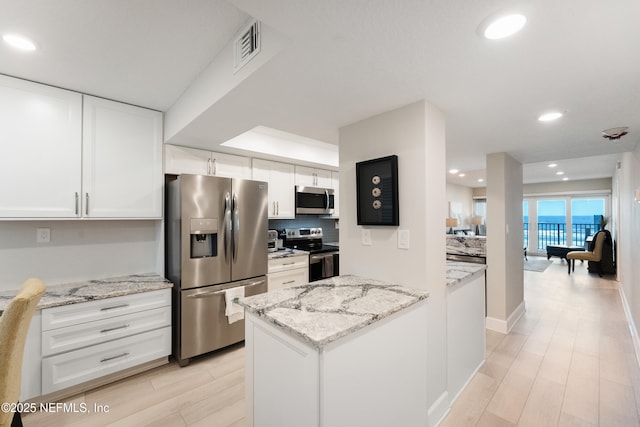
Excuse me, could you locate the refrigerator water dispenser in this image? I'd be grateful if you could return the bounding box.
[190,218,217,258]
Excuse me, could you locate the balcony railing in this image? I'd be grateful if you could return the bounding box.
[523,222,601,251]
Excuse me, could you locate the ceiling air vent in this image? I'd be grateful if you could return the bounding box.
[234,20,261,73]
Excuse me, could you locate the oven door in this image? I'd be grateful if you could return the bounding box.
[309,251,339,282]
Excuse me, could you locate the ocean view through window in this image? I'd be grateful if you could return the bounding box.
[524,197,606,253]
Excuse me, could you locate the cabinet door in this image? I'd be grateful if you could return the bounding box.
[294,166,316,187]
[0,75,82,218]
[253,159,295,219]
[268,268,309,291]
[294,166,332,188]
[82,96,163,218]
[270,161,295,218]
[315,169,333,188]
[211,151,252,179]
[164,144,211,175]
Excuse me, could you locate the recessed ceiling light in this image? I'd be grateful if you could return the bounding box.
[538,112,563,122]
[562,177,569,181]
[556,171,564,175]
[548,163,557,168]
[458,173,466,177]
[2,33,37,51]
[478,178,484,183]
[483,13,527,40]
[449,169,459,174]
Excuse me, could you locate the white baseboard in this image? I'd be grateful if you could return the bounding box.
[428,390,450,427]
[618,285,640,368]
[486,301,526,334]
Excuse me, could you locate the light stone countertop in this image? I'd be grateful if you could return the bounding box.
[238,275,429,349]
[446,261,487,287]
[0,273,172,314]
[446,235,486,256]
[268,249,309,260]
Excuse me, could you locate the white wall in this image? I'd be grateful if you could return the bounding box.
[486,153,524,332]
[446,183,473,229]
[0,221,161,291]
[617,149,640,356]
[339,100,448,424]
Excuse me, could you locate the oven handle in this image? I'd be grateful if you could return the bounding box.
[185,280,266,299]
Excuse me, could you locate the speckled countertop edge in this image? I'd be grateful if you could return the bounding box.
[446,261,487,286]
[239,275,429,350]
[0,273,172,314]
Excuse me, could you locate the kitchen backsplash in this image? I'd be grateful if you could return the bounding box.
[269,218,339,243]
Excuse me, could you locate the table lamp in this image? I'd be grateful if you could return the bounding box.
[471,216,483,235]
[446,217,458,234]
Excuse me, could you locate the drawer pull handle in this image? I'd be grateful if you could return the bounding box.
[100,304,129,311]
[283,280,295,285]
[282,262,295,265]
[100,352,130,363]
[100,324,130,334]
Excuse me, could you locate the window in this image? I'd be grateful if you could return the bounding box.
[522,195,608,253]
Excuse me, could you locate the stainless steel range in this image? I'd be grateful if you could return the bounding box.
[282,228,339,282]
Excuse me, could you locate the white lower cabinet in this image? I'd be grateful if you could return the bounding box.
[20,311,42,401]
[245,301,429,426]
[267,269,308,292]
[40,289,171,396]
[42,328,170,394]
[267,254,309,291]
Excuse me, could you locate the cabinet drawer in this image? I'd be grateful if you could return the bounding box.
[268,268,309,292]
[268,255,309,274]
[42,306,171,357]
[42,327,171,394]
[42,289,171,331]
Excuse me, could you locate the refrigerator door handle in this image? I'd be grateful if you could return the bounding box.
[224,192,232,263]
[232,193,240,263]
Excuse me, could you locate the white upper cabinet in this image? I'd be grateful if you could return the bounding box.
[0,75,163,219]
[252,159,295,219]
[164,145,251,179]
[0,75,83,218]
[294,166,332,188]
[82,96,163,218]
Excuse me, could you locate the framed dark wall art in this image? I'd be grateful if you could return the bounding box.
[356,155,399,226]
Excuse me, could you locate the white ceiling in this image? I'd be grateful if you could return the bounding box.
[2,0,638,187]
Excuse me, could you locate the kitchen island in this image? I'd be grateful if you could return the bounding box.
[445,261,486,402]
[238,275,429,427]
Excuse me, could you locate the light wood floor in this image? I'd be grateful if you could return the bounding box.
[24,257,640,426]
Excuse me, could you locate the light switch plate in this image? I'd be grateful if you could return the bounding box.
[398,229,410,249]
[361,228,372,246]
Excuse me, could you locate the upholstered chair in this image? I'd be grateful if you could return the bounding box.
[0,279,46,427]
[566,231,606,276]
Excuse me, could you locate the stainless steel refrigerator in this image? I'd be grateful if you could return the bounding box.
[166,174,268,366]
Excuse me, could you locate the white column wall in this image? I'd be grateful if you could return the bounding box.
[486,152,525,332]
[339,100,448,424]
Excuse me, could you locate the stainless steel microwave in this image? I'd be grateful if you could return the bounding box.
[295,186,335,215]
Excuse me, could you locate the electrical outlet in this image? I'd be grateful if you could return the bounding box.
[37,228,50,243]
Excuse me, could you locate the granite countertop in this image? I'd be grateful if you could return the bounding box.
[238,275,429,349]
[446,261,487,287]
[446,235,486,257]
[268,249,309,260]
[0,273,172,314]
